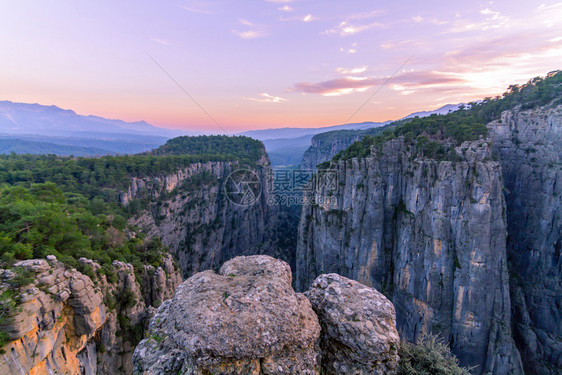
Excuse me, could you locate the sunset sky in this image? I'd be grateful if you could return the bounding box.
[1,0,561,132]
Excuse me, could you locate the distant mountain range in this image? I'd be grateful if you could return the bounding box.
[238,104,463,142]
[0,101,191,155]
[0,101,185,138]
[238,121,390,141]
[0,100,462,160]
[242,104,463,167]
[400,104,464,119]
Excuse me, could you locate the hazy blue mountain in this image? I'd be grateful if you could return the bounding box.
[238,121,389,141]
[401,103,463,119]
[0,101,193,155]
[262,135,315,167]
[0,101,187,138]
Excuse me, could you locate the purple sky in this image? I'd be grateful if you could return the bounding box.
[1,0,561,132]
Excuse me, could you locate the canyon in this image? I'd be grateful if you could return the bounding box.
[0,82,560,374]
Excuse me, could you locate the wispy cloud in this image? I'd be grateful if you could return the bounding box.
[346,9,385,20]
[232,19,269,39]
[446,7,510,33]
[323,9,386,36]
[243,93,288,103]
[232,29,268,39]
[324,20,384,36]
[380,39,424,50]
[336,66,368,75]
[150,37,171,46]
[180,6,213,14]
[279,14,317,22]
[289,71,465,96]
[290,77,373,96]
[239,19,256,27]
[537,2,562,10]
[340,42,358,54]
[278,5,293,11]
[443,32,562,70]
[179,1,213,15]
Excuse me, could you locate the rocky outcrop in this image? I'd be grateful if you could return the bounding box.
[297,137,523,374]
[133,255,321,374]
[488,104,562,375]
[0,255,181,375]
[133,255,402,375]
[126,154,293,278]
[300,131,364,170]
[306,273,400,375]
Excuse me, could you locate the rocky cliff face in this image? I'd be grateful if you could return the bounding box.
[124,154,291,277]
[0,256,181,375]
[488,104,562,375]
[133,255,400,375]
[297,137,523,374]
[300,131,363,170]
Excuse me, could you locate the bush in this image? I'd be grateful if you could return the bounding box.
[117,287,137,309]
[398,333,472,375]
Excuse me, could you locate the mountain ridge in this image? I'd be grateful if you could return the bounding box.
[0,100,187,138]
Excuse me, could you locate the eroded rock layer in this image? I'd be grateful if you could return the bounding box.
[0,256,181,375]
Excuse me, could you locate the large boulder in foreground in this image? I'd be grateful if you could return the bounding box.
[133,255,321,374]
[306,273,400,375]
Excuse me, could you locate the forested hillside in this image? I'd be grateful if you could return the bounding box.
[0,136,266,271]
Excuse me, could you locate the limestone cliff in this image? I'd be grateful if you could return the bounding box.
[488,104,562,375]
[297,137,523,374]
[124,155,292,278]
[0,256,181,375]
[300,131,364,170]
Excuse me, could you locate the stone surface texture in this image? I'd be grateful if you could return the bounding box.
[306,273,400,375]
[133,255,321,375]
[0,255,181,375]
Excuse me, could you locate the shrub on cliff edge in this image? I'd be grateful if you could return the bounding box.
[398,333,472,375]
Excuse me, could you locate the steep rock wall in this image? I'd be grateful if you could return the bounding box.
[297,138,523,374]
[488,104,562,375]
[300,132,363,170]
[125,156,290,277]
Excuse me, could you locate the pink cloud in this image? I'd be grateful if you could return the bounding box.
[290,71,466,96]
